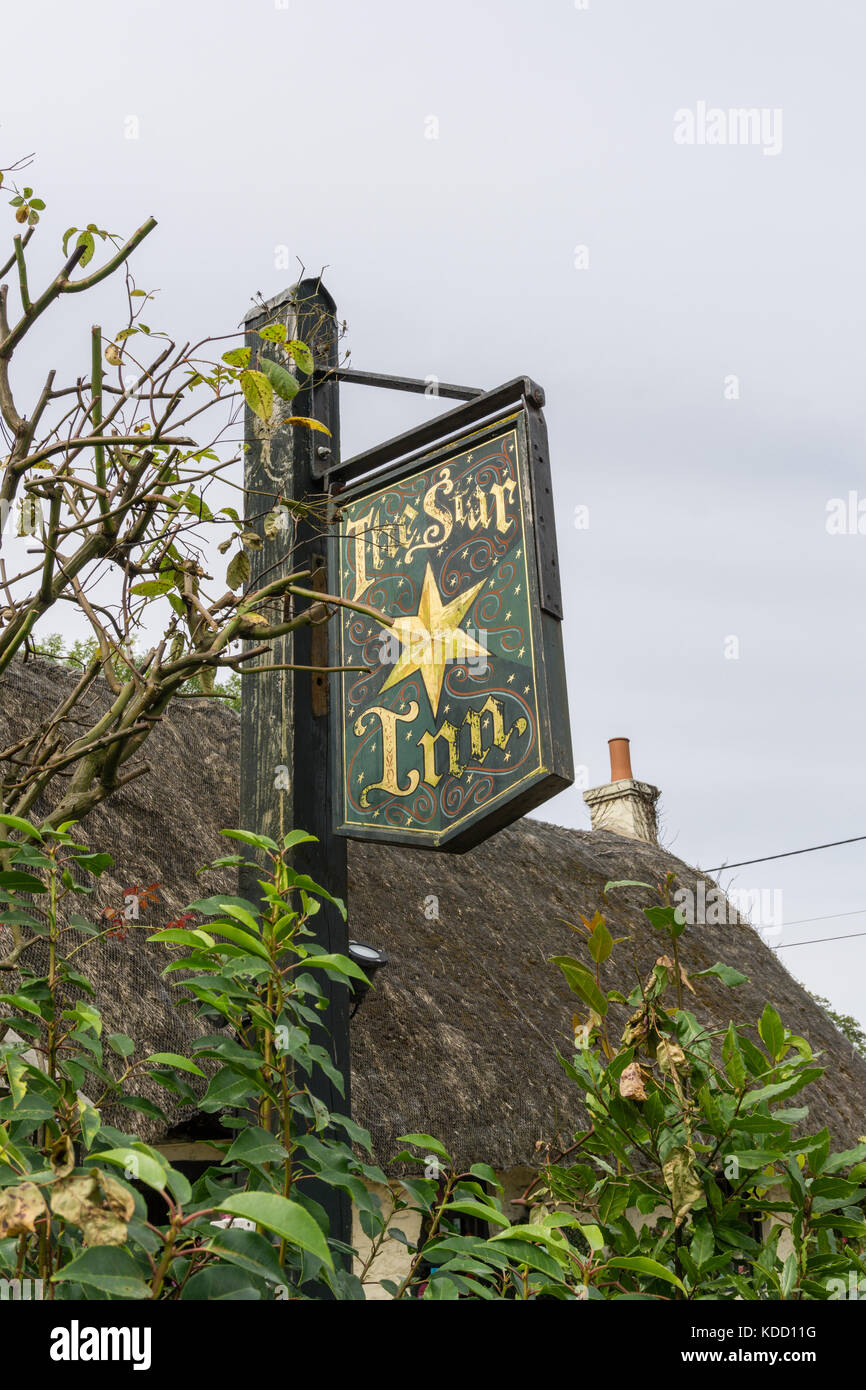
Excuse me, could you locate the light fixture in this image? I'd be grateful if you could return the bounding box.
[348,939,388,1017]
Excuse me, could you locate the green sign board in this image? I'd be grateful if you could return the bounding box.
[331,405,572,850]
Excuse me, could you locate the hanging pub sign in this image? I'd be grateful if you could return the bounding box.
[330,384,573,851]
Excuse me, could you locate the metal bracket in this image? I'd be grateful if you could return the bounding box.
[312,366,483,402]
[325,375,545,486]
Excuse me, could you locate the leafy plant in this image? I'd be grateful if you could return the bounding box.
[523,874,866,1299]
[0,816,567,1299]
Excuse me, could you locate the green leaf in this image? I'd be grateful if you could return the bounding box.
[215,1192,332,1267]
[209,923,270,961]
[445,1200,511,1229]
[820,1142,866,1175]
[0,992,44,1018]
[606,1255,686,1294]
[742,1068,823,1109]
[222,346,251,368]
[690,1220,715,1270]
[52,1246,151,1299]
[722,1023,746,1090]
[727,1149,786,1170]
[130,580,174,598]
[240,368,274,421]
[283,830,318,850]
[76,231,95,267]
[200,1067,256,1112]
[224,1126,286,1168]
[468,1163,501,1188]
[181,1265,262,1300]
[144,1052,205,1077]
[579,1223,605,1252]
[693,962,748,988]
[204,1227,286,1285]
[226,549,251,591]
[759,1003,786,1062]
[258,355,300,402]
[217,902,261,934]
[287,339,314,373]
[588,919,613,964]
[483,1238,565,1281]
[0,870,46,893]
[258,323,287,343]
[550,956,608,1017]
[644,904,683,934]
[299,951,369,983]
[397,1133,451,1161]
[148,927,215,949]
[220,828,279,852]
[0,815,42,841]
[107,1032,136,1059]
[603,879,655,895]
[71,852,113,877]
[780,1251,798,1298]
[89,1147,167,1190]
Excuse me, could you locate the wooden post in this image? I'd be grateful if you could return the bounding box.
[240,279,351,1255]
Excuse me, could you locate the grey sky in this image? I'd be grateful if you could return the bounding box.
[3,0,865,1026]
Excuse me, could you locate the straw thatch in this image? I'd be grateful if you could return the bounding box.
[3,657,865,1165]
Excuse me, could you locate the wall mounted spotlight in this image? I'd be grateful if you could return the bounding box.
[348,939,388,1017]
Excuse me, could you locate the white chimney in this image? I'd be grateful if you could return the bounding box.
[583,738,660,844]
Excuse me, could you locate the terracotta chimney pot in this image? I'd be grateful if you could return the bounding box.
[608,737,633,782]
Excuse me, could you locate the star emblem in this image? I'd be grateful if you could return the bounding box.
[378,562,489,718]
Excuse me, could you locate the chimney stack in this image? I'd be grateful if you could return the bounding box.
[583,738,660,844]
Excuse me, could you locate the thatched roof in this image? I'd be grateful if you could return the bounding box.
[3,658,866,1164]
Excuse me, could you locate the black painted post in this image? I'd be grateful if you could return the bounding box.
[239,279,351,1256]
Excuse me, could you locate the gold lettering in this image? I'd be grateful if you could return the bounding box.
[418,721,461,787]
[355,702,420,806]
[396,503,418,548]
[488,478,517,532]
[477,696,527,754]
[344,506,375,603]
[455,484,491,533]
[406,468,454,561]
[370,515,397,571]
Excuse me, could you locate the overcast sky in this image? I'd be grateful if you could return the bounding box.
[3,0,865,1026]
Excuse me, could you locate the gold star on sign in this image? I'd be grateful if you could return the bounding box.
[378,562,489,718]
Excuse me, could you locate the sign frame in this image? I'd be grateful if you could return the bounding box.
[328,386,573,852]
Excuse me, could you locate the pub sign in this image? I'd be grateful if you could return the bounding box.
[331,401,573,851]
